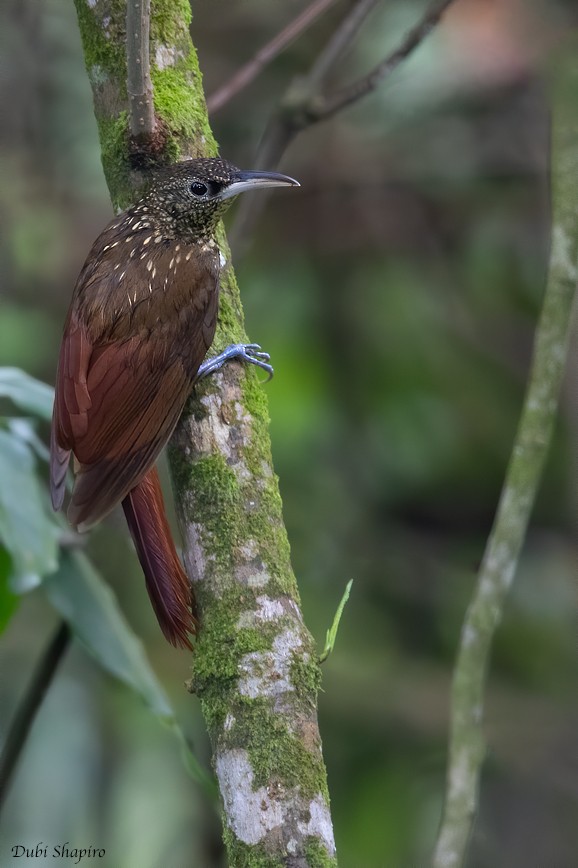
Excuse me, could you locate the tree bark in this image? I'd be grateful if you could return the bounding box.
[72,2,336,865]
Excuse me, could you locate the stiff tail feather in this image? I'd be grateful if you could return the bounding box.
[122,466,196,649]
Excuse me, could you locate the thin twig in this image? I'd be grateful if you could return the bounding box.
[127,0,155,137]
[306,0,379,89]
[207,0,337,115]
[0,621,71,813]
[310,0,455,122]
[230,0,456,254]
[432,48,578,867]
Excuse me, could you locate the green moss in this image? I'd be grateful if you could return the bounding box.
[215,702,325,800]
[195,622,272,688]
[222,831,336,868]
[221,833,287,868]
[98,113,132,210]
[305,839,338,868]
[290,653,322,702]
[181,453,242,570]
[150,0,192,45]
[191,584,283,699]
[74,0,126,85]
[152,67,202,141]
[240,364,272,428]
[151,40,217,160]
[213,282,247,345]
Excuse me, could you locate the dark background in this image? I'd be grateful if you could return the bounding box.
[1,1,577,866]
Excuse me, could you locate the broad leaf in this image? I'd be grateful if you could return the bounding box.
[7,417,50,462]
[0,367,54,420]
[43,549,173,718]
[42,549,213,790]
[0,428,59,591]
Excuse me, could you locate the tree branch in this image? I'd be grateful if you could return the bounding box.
[229,0,456,254]
[0,621,70,813]
[127,0,155,138]
[432,43,578,868]
[73,1,336,863]
[207,0,338,115]
[305,0,379,91]
[308,0,455,122]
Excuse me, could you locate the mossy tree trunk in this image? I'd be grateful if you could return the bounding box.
[73,2,337,865]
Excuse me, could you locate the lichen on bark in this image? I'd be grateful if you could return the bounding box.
[72,1,336,864]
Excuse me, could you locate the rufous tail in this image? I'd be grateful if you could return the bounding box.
[122,466,196,650]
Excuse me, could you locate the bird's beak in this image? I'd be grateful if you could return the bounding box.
[220,170,300,201]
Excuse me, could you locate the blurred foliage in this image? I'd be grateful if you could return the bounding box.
[1,0,578,866]
[0,368,211,807]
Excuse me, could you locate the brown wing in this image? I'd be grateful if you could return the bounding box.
[50,217,220,532]
[51,314,192,531]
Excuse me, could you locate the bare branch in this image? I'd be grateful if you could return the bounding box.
[433,45,578,868]
[230,0,457,254]
[207,0,337,115]
[310,0,455,122]
[0,622,70,813]
[306,0,379,90]
[127,0,155,137]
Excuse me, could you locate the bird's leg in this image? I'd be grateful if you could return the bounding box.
[196,343,274,383]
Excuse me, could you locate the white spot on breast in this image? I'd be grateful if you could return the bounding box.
[143,236,152,245]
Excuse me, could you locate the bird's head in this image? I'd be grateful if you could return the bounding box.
[137,157,299,242]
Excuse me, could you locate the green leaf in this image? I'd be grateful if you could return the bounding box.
[319,579,353,664]
[6,417,50,462]
[42,550,213,791]
[44,549,173,718]
[0,546,19,633]
[0,428,60,591]
[0,367,54,420]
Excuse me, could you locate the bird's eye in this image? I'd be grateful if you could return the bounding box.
[190,181,208,197]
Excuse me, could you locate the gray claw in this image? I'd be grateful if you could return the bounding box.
[196,342,274,383]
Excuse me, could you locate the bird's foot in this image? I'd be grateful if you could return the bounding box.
[196,343,274,382]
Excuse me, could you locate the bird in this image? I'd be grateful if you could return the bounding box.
[50,157,299,650]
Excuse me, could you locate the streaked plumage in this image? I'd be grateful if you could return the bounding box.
[50,158,298,649]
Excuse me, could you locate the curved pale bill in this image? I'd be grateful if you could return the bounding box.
[220,171,300,200]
